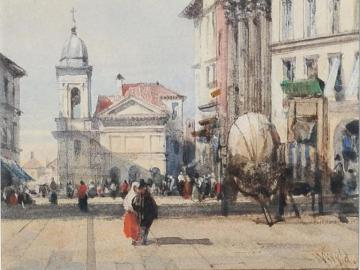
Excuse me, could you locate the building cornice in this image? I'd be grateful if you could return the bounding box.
[192,57,217,69]
[180,0,221,19]
[101,126,165,133]
[0,53,26,77]
[55,65,93,77]
[224,0,271,25]
[271,31,359,54]
[100,115,169,127]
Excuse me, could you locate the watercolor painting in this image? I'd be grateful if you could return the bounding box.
[0,0,359,269]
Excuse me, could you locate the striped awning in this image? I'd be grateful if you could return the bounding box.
[1,157,33,184]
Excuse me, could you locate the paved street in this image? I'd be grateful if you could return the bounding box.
[2,207,358,270]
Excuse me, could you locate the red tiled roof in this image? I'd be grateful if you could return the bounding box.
[95,83,183,115]
[123,83,183,110]
[95,96,113,114]
[23,158,43,170]
[122,83,183,99]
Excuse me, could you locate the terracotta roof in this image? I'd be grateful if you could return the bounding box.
[95,96,113,114]
[95,83,184,114]
[23,158,44,170]
[122,83,183,99]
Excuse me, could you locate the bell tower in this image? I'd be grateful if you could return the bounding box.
[56,8,92,119]
[53,9,94,186]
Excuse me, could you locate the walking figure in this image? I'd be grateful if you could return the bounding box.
[123,182,141,245]
[132,179,158,245]
[78,180,88,212]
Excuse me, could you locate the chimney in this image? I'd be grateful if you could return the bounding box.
[116,73,125,95]
[30,152,34,159]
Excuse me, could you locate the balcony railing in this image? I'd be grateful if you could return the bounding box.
[281,79,324,98]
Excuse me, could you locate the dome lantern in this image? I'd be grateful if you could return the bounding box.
[59,8,88,67]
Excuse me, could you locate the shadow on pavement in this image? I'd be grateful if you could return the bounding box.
[153,237,212,245]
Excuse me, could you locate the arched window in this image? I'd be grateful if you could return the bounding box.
[330,0,340,34]
[71,88,81,118]
[305,0,316,37]
[172,102,178,120]
[282,0,293,40]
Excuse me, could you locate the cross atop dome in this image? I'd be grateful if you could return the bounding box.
[71,7,77,34]
[58,7,89,67]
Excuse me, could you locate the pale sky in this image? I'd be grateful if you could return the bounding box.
[0,0,195,164]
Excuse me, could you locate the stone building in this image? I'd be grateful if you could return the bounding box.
[52,22,96,186]
[224,0,272,122]
[22,152,46,180]
[53,21,185,186]
[0,53,26,163]
[271,0,359,192]
[181,0,272,178]
[94,81,185,181]
[180,0,229,178]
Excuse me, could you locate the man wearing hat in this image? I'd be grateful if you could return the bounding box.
[132,179,158,245]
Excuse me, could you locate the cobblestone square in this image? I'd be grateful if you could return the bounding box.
[2,200,358,270]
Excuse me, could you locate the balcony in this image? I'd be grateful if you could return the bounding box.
[281,79,324,98]
[198,101,217,112]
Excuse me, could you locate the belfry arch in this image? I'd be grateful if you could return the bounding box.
[71,87,81,118]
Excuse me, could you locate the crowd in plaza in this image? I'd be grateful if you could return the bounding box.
[2,159,356,237]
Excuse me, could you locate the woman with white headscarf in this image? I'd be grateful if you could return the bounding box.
[123,182,141,244]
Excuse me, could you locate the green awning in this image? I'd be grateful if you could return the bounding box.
[281,79,324,97]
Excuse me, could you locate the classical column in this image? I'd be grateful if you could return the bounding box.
[247,11,258,113]
[259,10,271,117]
[238,13,249,115]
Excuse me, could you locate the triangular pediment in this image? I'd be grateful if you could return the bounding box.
[100,96,165,117]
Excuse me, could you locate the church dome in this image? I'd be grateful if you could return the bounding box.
[60,27,88,67]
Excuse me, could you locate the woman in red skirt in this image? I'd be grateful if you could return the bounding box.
[123,182,141,245]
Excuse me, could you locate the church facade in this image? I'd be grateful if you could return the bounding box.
[53,23,184,186]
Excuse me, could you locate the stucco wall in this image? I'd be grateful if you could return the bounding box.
[272,39,359,142]
[100,126,166,177]
[0,60,22,162]
[271,0,359,174]
[272,0,358,44]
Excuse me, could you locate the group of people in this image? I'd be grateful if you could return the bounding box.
[2,178,59,207]
[2,184,34,208]
[176,171,222,202]
[65,179,130,200]
[123,179,158,246]
[331,154,358,204]
[71,179,131,213]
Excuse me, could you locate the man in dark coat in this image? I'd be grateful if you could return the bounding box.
[132,179,158,245]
